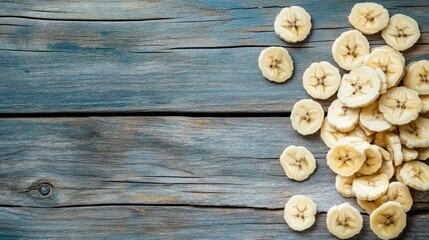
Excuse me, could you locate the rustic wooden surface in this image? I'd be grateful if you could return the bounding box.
[0,0,428,239]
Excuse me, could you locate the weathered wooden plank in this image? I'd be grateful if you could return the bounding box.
[0,117,427,211]
[0,206,428,239]
[0,0,428,113]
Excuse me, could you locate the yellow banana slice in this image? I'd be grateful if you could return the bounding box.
[326,203,363,239]
[378,86,422,125]
[348,2,389,35]
[385,133,403,166]
[403,60,429,95]
[332,30,370,71]
[401,147,418,162]
[335,174,355,197]
[359,145,382,175]
[303,61,341,99]
[284,195,317,231]
[421,95,429,113]
[363,46,405,89]
[352,173,389,200]
[258,47,294,83]
[399,160,429,191]
[338,66,381,108]
[370,201,407,240]
[382,14,420,51]
[327,142,366,177]
[417,147,429,161]
[377,157,395,180]
[376,182,413,212]
[399,117,429,148]
[274,6,312,43]
[327,99,360,132]
[357,199,381,215]
[291,99,324,135]
[280,146,317,181]
[359,100,392,132]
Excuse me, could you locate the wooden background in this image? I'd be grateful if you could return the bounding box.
[0,0,428,239]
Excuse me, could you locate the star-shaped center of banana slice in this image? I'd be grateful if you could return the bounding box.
[397,28,408,38]
[384,215,394,226]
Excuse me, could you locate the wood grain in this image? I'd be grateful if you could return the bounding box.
[1,206,429,239]
[0,0,428,113]
[0,117,427,211]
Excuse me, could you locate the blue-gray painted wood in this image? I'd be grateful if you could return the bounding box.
[0,0,427,113]
[0,117,428,239]
[0,206,428,239]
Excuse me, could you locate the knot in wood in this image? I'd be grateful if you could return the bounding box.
[39,183,52,196]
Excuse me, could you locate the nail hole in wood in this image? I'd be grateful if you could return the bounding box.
[38,183,52,196]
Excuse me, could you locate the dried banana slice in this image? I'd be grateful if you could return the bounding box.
[291,99,324,135]
[274,6,312,43]
[382,14,420,51]
[358,145,383,175]
[338,66,381,108]
[326,203,363,239]
[363,46,405,89]
[303,61,341,99]
[335,174,355,198]
[399,117,429,149]
[378,86,422,125]
[280,146,317,181]
[403,60,429,95]
[284,195,317,231]
[399,160,429,191]
[327,99,360,132]
[332,30,370,70]
[370,201,407,239]
[359,100,392,132]
[352,173,389,200]
[258,47,294,83]
[402,147,418,162]
[348,2,389,35]
[376,182,413,212]
[327,142,366,177]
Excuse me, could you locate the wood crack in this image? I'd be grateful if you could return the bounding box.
[0,15,177,22]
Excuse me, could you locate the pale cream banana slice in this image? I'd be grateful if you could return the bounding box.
[359,100,392,132]
[370,201,407,240]
[357,198,381,215]
[284,195,317,231]
[348,2,389,35]
[332,30,370,71]
[337,137,371,151]
[359,121,375,136]
[379,146,392,161]
[327,99,360,132]
[382,14,420,51]
[274,6,312,43]
[359,199,378,213]
[335,174,355,197]
[327,142,366,177]
[352,173,389,200]
[280,146,316,181]
[378,158,395,180]
[358,145,382,175]
[402,146,418,162]
[258,47,294,83]
[321,118,373,148]
[403,60,429,95]
[376,68,388,94]
[417,147,429,160]
[375,182,413,212]
[338,66,381,108]
[399,160,429,191]
[395,164,405,183]
[291,99,324,135]
[363,46,405,89]
[379,86,422,125]
[399,117,429,148]
[421,95,429,113]
[326,203,363,239]
[385,132,403,166]
[302,61,341,99]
